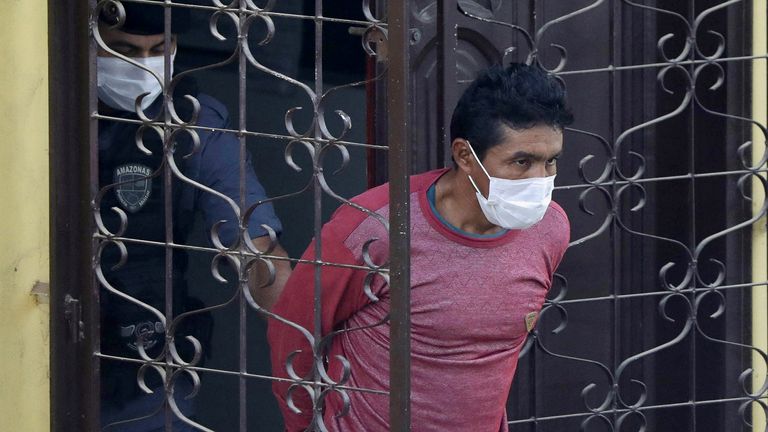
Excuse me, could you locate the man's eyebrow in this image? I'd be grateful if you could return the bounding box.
[109,41,141,50]
[508,151,536,159]
[505,150,563,161]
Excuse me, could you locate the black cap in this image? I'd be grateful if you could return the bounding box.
[99,1,190,35]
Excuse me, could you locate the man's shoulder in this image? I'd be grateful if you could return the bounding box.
[326,183,390,239]
[325,169,446,239]
[537,200,570,253]
[343,169,446,215]
[547,201,569,227]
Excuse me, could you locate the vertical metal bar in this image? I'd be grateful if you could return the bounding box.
[387,0,412,430]
[528,2,541,428]
[162,3,174,430]
[528,4,541,427]
[528,0,537,42]
[437,0,458,167]
[49,0,97,430]
[237,2,249,431]
[88,0,102,428]
[87,0,102,427]
[610,0,619,428]
[312,0,325,426]
[687,2,697,431]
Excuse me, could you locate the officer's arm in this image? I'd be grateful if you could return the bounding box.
[247,237,291,311]
[193,95,290,310]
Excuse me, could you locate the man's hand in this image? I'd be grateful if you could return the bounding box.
[247,237,291,312]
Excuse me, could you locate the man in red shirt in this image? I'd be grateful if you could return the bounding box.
[268,63,573,431]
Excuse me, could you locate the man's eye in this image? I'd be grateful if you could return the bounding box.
[113,48,134,56]
[546,158,558,166]
[513,160,529,166]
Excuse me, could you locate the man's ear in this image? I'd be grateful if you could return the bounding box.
[452,139,474,175]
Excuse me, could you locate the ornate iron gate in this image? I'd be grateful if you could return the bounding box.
[52,0,412,430]
[49,0,767,431]
[395,1,766,430]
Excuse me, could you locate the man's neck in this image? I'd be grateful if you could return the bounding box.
[434,168,503,236]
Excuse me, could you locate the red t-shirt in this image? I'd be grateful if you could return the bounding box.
[268,168,570,431]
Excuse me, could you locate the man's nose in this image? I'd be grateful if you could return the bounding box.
[526,163,549,179]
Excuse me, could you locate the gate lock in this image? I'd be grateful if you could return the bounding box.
[64,294,85,343]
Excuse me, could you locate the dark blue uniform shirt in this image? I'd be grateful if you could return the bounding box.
[98,93,282,245]
[97,92,281,413]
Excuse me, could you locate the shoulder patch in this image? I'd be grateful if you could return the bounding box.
[114,163,153,213]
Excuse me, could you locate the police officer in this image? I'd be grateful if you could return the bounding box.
[95,2,290,430]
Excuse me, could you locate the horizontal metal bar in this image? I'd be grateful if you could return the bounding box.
[260,11,384,27]
[91,241,765,302]
[91,114,389,150]
[508,395,767,425]
[552,281,768,306]
[116,0,384,27]
[95,353,389,396]
[93,234,389,273]
[555,169,768,192]
[556,53,768,76]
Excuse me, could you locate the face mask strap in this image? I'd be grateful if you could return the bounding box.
[467,173,483,196]
[465,140,492,196]
[466,140,492,181]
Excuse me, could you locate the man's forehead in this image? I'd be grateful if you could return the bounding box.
[101,27,166,44]
[492,124,563,155]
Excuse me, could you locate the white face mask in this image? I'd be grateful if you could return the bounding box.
[97,54,173,113]
[466,141,555,230]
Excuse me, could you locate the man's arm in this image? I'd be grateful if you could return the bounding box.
[247,237,291,311]
[267,222,376,431]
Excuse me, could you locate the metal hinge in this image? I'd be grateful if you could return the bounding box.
[64,295,85,343]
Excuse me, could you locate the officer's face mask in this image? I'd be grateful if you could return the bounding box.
[466,141,555,230]
[97,53,174,113]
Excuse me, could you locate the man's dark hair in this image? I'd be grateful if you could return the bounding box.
[450,63,574,161]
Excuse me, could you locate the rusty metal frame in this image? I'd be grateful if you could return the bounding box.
[61,0,414,430]
[386,1,412,430]
[49,0,99,430]
[51,0,767,430]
